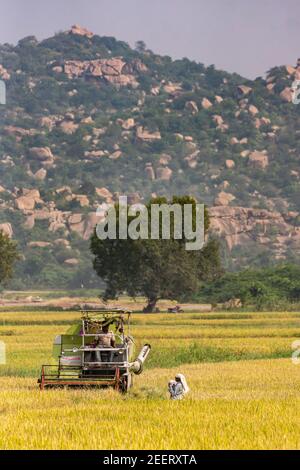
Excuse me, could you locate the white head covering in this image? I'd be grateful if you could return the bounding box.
[175,374,190,394]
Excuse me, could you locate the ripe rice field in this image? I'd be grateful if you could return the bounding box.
[1,309,300,449]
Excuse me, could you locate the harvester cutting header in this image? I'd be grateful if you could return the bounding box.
[38,309,151,392]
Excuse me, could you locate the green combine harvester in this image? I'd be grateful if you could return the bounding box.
[38,309,151,393]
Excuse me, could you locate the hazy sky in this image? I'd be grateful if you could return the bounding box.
[0,0,299,79]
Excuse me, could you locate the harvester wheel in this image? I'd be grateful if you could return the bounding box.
[114,367,120,392]
[121,374,132,393]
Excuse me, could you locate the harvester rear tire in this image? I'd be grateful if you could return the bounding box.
[121,374,132,393]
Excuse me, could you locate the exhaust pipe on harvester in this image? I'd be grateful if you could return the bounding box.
[130,344,151,375]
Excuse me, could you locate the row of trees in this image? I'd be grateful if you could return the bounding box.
[197,264,300,310]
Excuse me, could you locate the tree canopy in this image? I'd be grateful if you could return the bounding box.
[0,232,18,287]
[90,196,223,311]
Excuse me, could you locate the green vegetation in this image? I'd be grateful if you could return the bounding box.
[90,196,223,311]
[198,264,300,310]
[0,232,18,289]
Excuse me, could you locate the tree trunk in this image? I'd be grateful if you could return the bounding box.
[143,297,158,313]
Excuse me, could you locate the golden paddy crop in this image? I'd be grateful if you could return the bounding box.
[0,310,300,449]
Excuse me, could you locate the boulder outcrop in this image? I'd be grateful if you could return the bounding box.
[185,101,199,114]
[95,187,113,200]
[238,85,252,96]
[64,58,141,88]
[156,167,173,181]
[15,189,42,211]
[163,82,182,95]
[64,258,79,266]
[33,168,47,181]
[29,147,54,165]
[202,98,213,109]
[145,163,155,180]
[0,64,10,80]
[225,159,235,169]
[209,206,300,254]
[137,127,161,141]
[0,223,13,238]
[69,24,94,39]
[248,151,269,169]
[121,118,135,130]
[28,241,52,248]
[60,120,79,134]
[280,87,293,103]
[214,192,236,206]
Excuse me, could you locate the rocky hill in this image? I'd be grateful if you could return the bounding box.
[0,25,299,288]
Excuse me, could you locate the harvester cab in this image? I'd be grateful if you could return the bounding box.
[38,309,151,393]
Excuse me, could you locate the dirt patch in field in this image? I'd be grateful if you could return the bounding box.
[0,294,212,312]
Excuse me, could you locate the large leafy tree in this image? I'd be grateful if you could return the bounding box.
[90,196,223,311]
[0,232,18,287]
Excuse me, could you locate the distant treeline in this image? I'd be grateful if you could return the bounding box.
[197,264,300,310]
